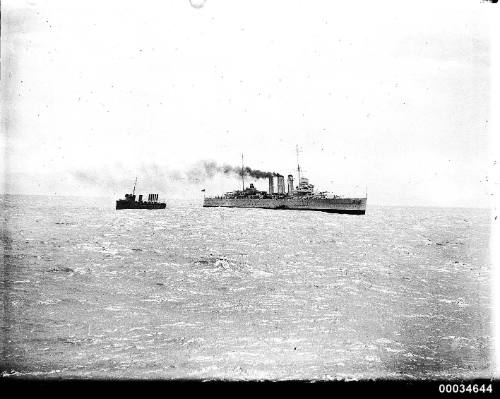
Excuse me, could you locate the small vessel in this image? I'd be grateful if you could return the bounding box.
[116,178,166,210]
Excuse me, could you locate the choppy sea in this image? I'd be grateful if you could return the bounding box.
[0,195,493,379]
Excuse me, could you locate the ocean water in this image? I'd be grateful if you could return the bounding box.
[0,195,493,379]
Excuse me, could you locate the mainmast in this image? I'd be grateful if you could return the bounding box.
[132,177,137,196]
[296,145,301,183]
[241,153,245,191]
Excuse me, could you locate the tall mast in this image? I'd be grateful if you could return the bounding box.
[296,145,301,183]
[241,153,245,191]
[132,177,137,196]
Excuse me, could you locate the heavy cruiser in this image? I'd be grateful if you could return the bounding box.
[203,150,367,215]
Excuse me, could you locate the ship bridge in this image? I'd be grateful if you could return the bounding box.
[294,177,315,196]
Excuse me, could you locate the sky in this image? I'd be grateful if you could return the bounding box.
[1,0,498,207]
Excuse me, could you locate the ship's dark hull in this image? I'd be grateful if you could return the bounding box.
[203,197,366,215]
[282,207,365,215]
[116,200,166,210]
[205,205,365,215]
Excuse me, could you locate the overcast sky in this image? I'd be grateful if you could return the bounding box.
[1,0,497,207]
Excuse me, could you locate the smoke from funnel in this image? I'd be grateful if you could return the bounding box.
[197,161,275,180]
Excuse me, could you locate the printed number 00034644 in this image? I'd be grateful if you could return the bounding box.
[438,384,493,394]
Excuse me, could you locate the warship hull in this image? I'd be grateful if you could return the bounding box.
[203,197,366,215]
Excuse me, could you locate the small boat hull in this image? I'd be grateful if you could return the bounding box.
[116,200,166,210]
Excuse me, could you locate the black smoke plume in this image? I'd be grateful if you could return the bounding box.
[201,161,275,180]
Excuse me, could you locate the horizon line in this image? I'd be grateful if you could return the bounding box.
[0,192,494,211]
